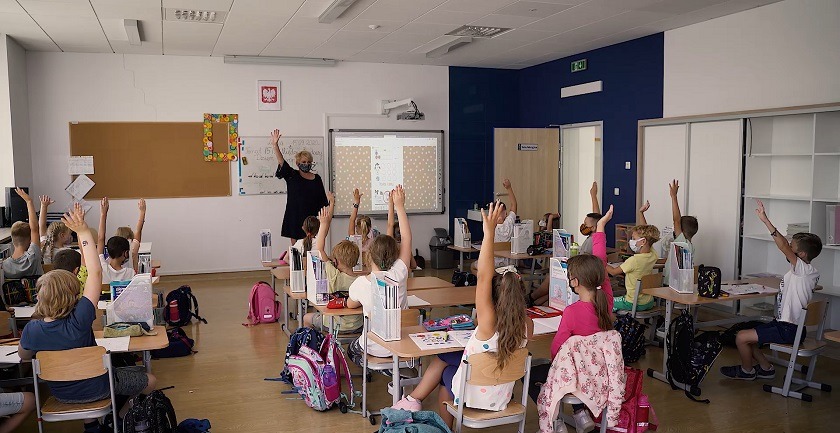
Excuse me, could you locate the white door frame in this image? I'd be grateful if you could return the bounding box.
[558,121,604,228]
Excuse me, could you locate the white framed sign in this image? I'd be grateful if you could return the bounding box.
[257,80,281,111]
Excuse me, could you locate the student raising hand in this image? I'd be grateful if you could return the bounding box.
[62,203,101,304]
[597,205,614,232]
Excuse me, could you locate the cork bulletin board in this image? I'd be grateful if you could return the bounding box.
[69,122,231,199]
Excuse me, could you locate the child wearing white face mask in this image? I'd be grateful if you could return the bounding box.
[607,224,660,311]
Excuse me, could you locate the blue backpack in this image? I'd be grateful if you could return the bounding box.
[279,327,325,383]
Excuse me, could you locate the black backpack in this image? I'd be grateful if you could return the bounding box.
[151,327,196,359]
[614,314,647,364]
[122,388,177,433]
[163,286,207,326]
[451,270,477,287]
[2,276,39,307]
[666,310,722,403]
[697,265,721,298]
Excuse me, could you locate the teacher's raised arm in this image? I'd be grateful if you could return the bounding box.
[271,129,285,165]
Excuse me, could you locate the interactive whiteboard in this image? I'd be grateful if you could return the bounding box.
[330,130,444,216]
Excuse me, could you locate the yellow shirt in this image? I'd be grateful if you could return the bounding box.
[326,262,363,331]
[620,251,658,305]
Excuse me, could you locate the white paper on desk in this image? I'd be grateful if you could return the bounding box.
[409,332,463,350]
[0,346,22,364]
[11,306,35,319]
[533,316,562,335]
[721,284,777,296]
[407,295,430,307]
[68,156,94,175]
[65,174,95,200]
[96,336,130,352]
[449,330,473,346]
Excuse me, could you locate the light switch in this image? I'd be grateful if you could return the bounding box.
[614,188,620,196]
[625,161,631,170]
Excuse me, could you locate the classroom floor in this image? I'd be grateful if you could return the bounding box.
[25,269,840,433]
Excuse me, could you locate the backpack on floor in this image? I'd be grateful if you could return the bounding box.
[122,388,178,433]
[697,265,722,298]
[279,327,325,383]
[666,310,722,403]
[244,281,281,326]
[151,327,196,359]
[451,270,476,287]
[164,285,208,326]
[288,334,353,412]
[614,313,647,364]
[177,418,211,433]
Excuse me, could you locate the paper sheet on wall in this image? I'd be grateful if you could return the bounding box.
[65,174,95,200]
[95,336,131,352]
[68,156,94,175]
[67,199,93,214]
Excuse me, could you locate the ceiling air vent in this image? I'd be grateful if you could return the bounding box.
[163,8,227,23]
[446,25,512,39]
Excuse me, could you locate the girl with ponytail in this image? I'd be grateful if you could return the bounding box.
[42,222,72,265]
[391,201,533,428]
[348,188,376,252]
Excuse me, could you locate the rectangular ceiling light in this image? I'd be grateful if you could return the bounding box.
[163,8,227,23]
[319,0,359,24]
[446,25,512,38]
[123,19,141,46]
[223,56,337,67]
[425,36,473,58]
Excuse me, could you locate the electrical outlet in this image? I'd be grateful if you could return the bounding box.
[614,188,620,196]
[625,161,631,170]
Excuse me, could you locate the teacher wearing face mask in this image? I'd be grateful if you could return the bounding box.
[271,129,329,245]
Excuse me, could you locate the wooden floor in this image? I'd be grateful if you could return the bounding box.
[25,270,840,433]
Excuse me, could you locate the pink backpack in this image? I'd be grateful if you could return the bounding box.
[288,334,354,412]
[244,281,281,326]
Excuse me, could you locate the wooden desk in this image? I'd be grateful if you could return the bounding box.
[151,260,161,269]
[282,285,307,336]
[493,250,551,276]
[643,278,780,395]
[824,330,840,344]
[409,287,475,309]
[262,260,287,268]
[407,276,454,291]
[448,245,478,271]
[0,227,11,244]
[93,330,169,373]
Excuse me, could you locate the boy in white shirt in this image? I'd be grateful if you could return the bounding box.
[98,236,136,284]
[721,199,822,380]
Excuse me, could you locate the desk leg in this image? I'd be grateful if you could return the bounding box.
[143,351,152,373]
[392,353,401,406]
[458,252,464,272]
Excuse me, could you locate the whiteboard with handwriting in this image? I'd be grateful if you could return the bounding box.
[237,136,325,195]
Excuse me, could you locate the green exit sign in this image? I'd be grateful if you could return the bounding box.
[571,59,587,72]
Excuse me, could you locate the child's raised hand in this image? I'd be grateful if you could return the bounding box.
[391,185,406,209]
[482,201,504,233]
[100,197,109,213]
[62,204,89,234]
[639,200,650,214]
[590,181,598,197]
[40,195,54,207]
[353,188,363,205]
[15,187,31,203]
[597,205,614,231]
[669,180,679,197]
[502,179,512,190]
[318,206,331,224]
[755,199,768,221]
[138,198,146,212]
[270,129,281,145]
[326,191,335,206]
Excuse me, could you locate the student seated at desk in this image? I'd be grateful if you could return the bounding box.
[303,195,363,334]
[470,179,518,274]
[578,182,603,255]
[292,216,319,256]
[53,249,81,276]
[392,201,533,429]
[19,205,156,433]
[387,192,417,270]
[1,188,43,278]
[606,222,660,312]
[638,180,699,286]
[38,195,73,265]
[99,197,145,273]
[347,185,412,357]
[349,188,377,253]
[720,200,822,380]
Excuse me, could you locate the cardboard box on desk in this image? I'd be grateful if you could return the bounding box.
[106,273,154,327]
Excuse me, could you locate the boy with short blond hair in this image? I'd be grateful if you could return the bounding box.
[1,188,43,278]
[607,224,660,311]
[303,193,364,333]
[638,180,699,285]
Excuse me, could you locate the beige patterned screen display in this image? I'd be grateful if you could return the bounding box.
[330,130,444,215]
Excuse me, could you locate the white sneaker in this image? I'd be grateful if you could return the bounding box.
[553,420,569,433]
[573,410,595,433]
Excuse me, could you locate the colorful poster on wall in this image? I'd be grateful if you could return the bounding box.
[257,80,281,111]
[203,113,239,162]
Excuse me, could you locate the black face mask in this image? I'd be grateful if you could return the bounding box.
[298,163,313,173]
[569,277,579,295]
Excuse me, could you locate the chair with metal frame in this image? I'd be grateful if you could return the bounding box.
[616,273,665,343]
[32,346,118,433]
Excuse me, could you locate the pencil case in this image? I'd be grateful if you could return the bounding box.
[423,314,475,332]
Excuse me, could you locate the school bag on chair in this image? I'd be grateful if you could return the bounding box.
[614,313,647,364]
[164,285,208,326]
[122,387,178,433]
[287,334,354,412]
[275,327,325,384]
[697,265,721,298]
[666,310,722,403]
[243,281,281,326]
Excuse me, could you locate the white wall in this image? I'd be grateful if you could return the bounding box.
[26,53,449,274]
[664,0,840,117]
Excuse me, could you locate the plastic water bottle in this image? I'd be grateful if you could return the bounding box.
[570,242,580,257]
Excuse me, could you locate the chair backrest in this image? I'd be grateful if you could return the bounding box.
[42,264,54,273]
[466,347,529,386]
[803,300,828,328]
[401,309,421,327]
[272,266,291,281]
[36,346,108,381]
[640,273,663,290]
[0,311,12,335]
[493,242,511,252]
[693,266,699,284]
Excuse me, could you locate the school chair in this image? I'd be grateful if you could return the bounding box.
[444,348,532,433]
[763,300,832,402]
[32,346,118,433]
[617,273,664,344]
[0,310,18,338]
[555,395,608,433]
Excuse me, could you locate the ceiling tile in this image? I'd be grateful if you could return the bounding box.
[490,28,555,42]
[212,0,304,56]
[413,9,486,25]
[640,0,780,33]
[0,12,59,51]
[163,20,222,56]
[306,45,362,60]
[0,0,27,14]
[161,0,233,10]
[468,13,541,28]
[367,32,438,52]
[260,27,337,56]
[523,1,626,32]
[638,0,728,15]
[357,0,446,22]
[18,0,94,17]
[90,0,161,20]
[34,15,112,52]
[396,21,462,35]
[494,1,573,18]
[438,0,518,14]
[291,0,376,28]
[349,50,429,65]
[342,18,405,33]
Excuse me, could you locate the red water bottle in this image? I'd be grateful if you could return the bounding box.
[169,300,180,323]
